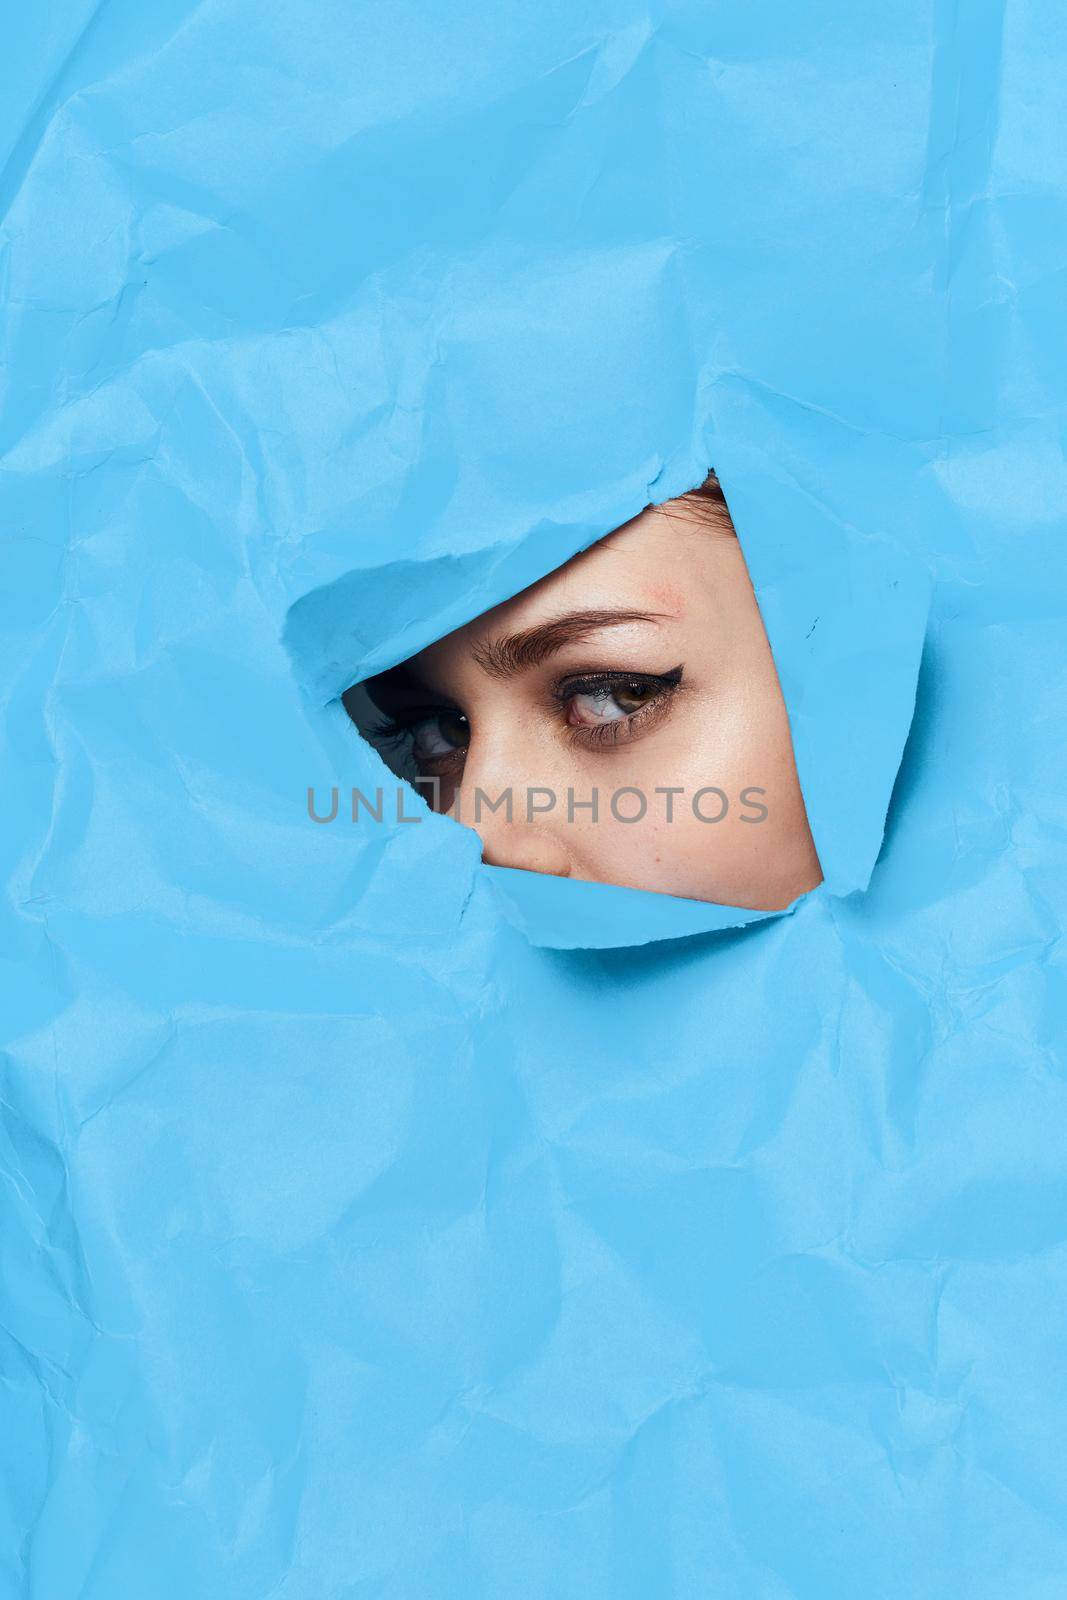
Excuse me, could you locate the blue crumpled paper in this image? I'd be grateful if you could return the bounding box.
[4,2,1067,1595]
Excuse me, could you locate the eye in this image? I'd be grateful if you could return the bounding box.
[368,706,470,770]
[552,667,684,748]
[408,710,470,759]
[565,680,660,726]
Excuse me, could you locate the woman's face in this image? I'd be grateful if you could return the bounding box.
[358,498,822,910]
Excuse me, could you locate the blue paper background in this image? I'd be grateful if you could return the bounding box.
[4,1,1067,1595]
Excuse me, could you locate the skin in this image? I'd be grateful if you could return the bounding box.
[358,497,823,910]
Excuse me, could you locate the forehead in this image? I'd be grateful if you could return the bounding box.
[461,506,692,645]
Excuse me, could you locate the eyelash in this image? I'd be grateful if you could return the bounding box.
[368,712,442,746]
[366,667,684,761]
[366,710,467,765]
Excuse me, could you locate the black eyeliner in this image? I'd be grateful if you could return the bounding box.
[365,703,466,738]
[551,664,684,701]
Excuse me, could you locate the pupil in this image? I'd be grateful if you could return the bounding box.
[615,684,651,713]
[440,712,470,748]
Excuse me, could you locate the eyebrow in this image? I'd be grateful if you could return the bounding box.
[471,608,669,679]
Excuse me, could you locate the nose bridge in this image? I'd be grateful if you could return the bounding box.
[460,715,529,810]
[451,714,572,877]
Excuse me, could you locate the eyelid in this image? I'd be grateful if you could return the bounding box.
[370,701,462,732]
[551,665,684,700]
